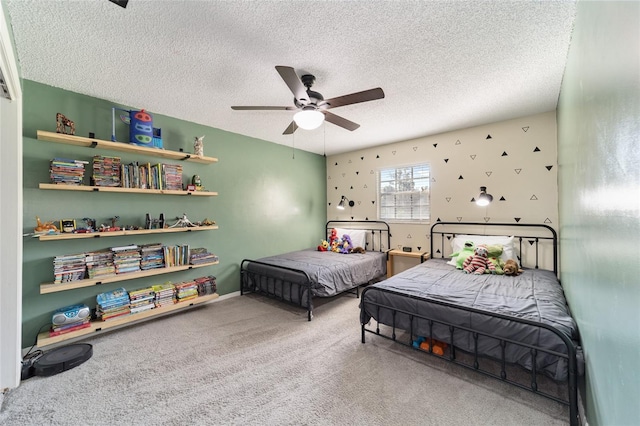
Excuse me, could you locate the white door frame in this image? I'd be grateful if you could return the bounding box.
[0,1,24,391]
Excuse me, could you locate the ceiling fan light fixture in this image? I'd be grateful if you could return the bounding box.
[293,109,324,130]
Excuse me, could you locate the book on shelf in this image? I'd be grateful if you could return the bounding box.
[49,321,91,337]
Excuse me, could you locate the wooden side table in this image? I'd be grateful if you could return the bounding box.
[387,249,430,278]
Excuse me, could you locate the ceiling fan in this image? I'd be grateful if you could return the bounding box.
[231,66,385,135]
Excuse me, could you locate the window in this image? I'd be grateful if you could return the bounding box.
[378,163,430,223]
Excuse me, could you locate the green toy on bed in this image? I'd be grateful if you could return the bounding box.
[451,241,505,274]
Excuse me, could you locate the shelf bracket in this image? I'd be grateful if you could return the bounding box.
[181,154,191,161]
[90,141,98,148]
[92,188,99,192]
[95,281,103,285]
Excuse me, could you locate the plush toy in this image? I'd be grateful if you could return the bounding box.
[350,246,366,254]
[317,240,329,252]
[329,228,339,245]
[485,244,505,275]
[412,337,448,356]
[463,245,496,275]
[340,234,353,254]
[331,239,341,253]
[503,259,524,276]
[450,240,475,269]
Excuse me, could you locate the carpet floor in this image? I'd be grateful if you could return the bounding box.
[0,292,569,425]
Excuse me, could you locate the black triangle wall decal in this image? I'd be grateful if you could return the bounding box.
[514,217,521,222]
[534,147,541,152]
[502,152,508,156]
[486,134,492,139]
[546,165,553,171]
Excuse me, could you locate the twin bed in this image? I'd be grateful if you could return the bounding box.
[361,222,581,426]
[240,221,580,426]
[240,220,390,320]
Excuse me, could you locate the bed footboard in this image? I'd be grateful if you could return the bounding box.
[360,286,579,426]
[240,259,314,321]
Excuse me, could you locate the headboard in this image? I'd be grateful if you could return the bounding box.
[326,221,391,253]
[430,222,558,275]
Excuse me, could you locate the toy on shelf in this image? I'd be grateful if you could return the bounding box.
[111,107,163,148]
[145,213,165,230]
[201,218,216,226]
[74,217,96,234]
[55,113,75,135]
[34,216,58,234]
[191,175,203,191]
[99,216,122,232]
[194,135,205,156]
[59,219,76,233]
[170,213,197,228]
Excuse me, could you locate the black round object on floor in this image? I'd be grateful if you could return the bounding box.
[33,343,93,377]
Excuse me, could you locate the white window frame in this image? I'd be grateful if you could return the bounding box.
[377,163,431,224]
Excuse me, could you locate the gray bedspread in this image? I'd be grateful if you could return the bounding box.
[361,259,578,381]
[248,249,387,298]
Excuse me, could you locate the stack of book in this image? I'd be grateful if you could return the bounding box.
[195,275,217,296]
[152,282,175,307]
[139,243,165,270]
[85,250,115,279]
[53,253,86,284]
[174,280,198,303]
[120,161,149,189]
[128,287,156,315]
[111,244,141,274]
[163,163,183,190]
[163,244,190,267]
[49,157,87,185]
[91,155,121,187]
[96,288,130,321]
[189,248,218,265]
[49,304,91,337]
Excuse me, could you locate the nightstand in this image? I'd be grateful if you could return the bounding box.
[387,249,430,278]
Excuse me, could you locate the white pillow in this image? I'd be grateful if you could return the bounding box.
[334,228,367,249]
[450,235,516,262]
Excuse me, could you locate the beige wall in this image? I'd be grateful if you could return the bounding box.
[327,111,558,257]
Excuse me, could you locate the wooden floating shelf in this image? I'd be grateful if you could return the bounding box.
[37,130,218,164]
[38,183,217,196]
[41,261,219,294]
[38,225,218,241]
[37,293,219,347]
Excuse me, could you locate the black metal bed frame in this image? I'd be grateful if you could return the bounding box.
[360,222,579,426]
[241,220,391,321]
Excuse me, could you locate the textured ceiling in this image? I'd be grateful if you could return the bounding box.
[6,0,576,155]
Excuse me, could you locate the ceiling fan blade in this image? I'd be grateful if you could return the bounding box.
[283,121,299,135]
[323,87,385,110]
[275,66,308,102]
[322,111,360,131]
[231,106,296,111]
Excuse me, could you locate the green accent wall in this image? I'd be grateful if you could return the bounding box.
[557,1,640,425]
[21,80,326,346]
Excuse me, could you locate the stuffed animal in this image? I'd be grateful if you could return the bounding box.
[350,246,366,254]
[463,245,496,275]
[485,244,505,275]
[331,239,341,253]
[340,234,353,254]
[450,240,475,269]
[317,240,329,252]
[330,228,338,242]
[503,259,524,276]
